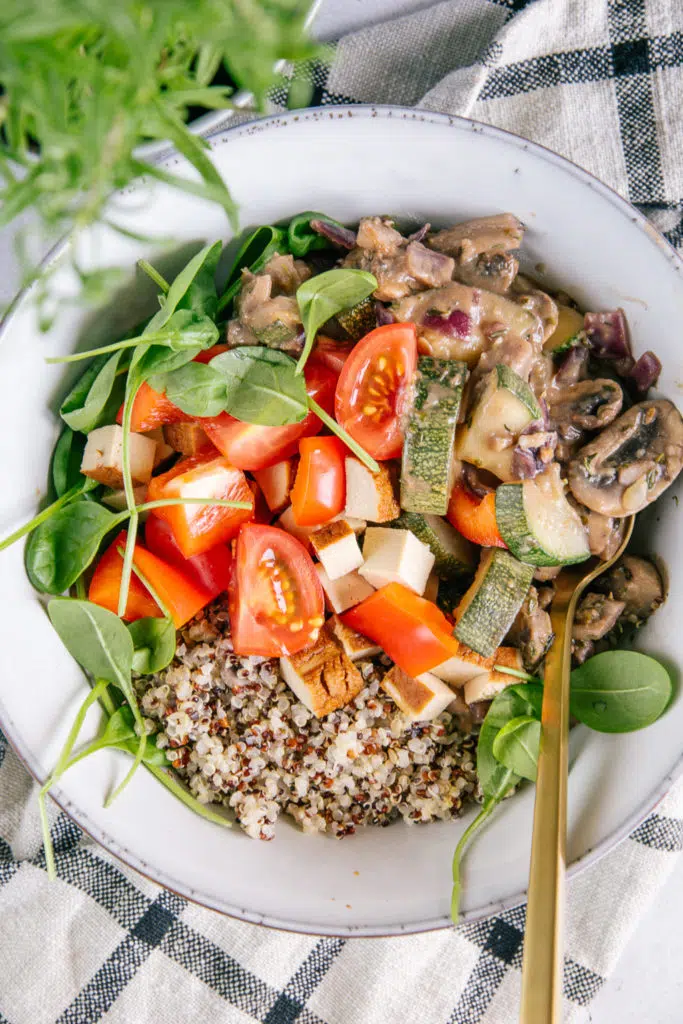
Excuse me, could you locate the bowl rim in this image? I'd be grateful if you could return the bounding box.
[1,102,683,938]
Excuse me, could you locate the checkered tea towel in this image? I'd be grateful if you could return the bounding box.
[2,1,683,1022]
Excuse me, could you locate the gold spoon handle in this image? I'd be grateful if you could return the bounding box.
[519,596,575,1023]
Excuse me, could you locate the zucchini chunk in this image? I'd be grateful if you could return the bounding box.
[454,548,535,657]
[456,364,541,482]
[400,357,467,514]
[336,297,377,340]
[495,464,591,566]
[389,511,475,576]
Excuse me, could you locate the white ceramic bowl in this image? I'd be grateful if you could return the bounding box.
[1,107,682,937]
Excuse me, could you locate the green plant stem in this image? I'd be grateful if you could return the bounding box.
[0,481,86,552]
[117,512,138,619]
[307,397,380,473]
[138,260,170,293]
[136,497,252,513]
[75,575,87,601]
[117,544,173,621]
[46,338,145,364]
[451,798,497,924]
[145,763,232,828]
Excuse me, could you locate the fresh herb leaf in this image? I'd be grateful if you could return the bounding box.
[217,225,288,314]
[128,618,177,675]
[25,502,123,594]
[570,650,672,733]
[51,428,87,498]
[491,715,541,782]
[210,347,309,425]
[147,243,222,330]
[287,211,345,258]
[60,350,130,433]
[148,361,228,417]
[296,269,377,373]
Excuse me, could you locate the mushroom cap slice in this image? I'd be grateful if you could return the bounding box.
[567,399,683,516]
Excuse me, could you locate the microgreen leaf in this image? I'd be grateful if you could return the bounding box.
[60,350,129,433]
[148,361,228,418]
[210,347,309,425]
[217,225,288,314]
[296,269,377,374]
[491,715,541,782]
[128,618,177,675]
[287,211,346,258]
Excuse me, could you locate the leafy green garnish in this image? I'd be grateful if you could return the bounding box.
[60,350,130,433]
[128,618,177,675]
[25,502,122,594]
[570,650,672,733]
[295,269,377,373]
[491,715,541,782]
[211,347,309,425]
[287,211,345,258]
[148,361,228,418]
[51,428,88,498]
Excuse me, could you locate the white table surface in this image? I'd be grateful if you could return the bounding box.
[2,2,682,1019]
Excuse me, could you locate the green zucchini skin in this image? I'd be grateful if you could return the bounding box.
[400,357,467,515]
[494,364,541,418]
[389,510,475,576]
[454,549,534,657]
[495,478,591,567]
[336,297,377,340]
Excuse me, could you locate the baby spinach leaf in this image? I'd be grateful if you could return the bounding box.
[146,309,219,353]
[217,225,287,314]
[147,361,227,418]
[570,650,672,733]
[51,428,87,498]
[296,268,377,373]
[210,347,308,425]
[128,617,176,675]
[60,349,128,433]
[26,503,122,594]
[492,715,541,782]
[287,211,346,258]
[47,599,134,691]
[147,242,222,330]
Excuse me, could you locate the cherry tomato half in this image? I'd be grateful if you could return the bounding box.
[290,436,346,527]
[230,523,325,657]
[334,323,417,460]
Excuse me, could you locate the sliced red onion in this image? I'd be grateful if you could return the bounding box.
[406,242,454,288]
[511,447,540,479]
[375,302,395,326]
[629,350,662,392]
[511,430,558,480]
[584,308,632,361]
[554,345,589,386]
[407,223,431,244]
[422,308,471,338]
[310,219,357,250]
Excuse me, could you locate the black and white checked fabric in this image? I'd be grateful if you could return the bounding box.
[3,1,683,1021]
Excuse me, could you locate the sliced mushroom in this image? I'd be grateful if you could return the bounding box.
[511,276,559,343]
[567,399,683,516]
[507,586,554,671]
[428,214,524,262]
[594,554,664,624]
[549,379,623,435]
[454,251,519,295]
[572,592,625,642]
[570,501,627,560]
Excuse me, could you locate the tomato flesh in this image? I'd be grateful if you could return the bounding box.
[312,335,355,375]
[230,524,324,657]
[447,484,507,549]
[117,381,190,433]
[201,361,337,472]
[89,530,213,627]
[335,323,417,460]
[290,436,346,527]
[144,515,233,599]
[146,452,254,558]
[341,582,460,677]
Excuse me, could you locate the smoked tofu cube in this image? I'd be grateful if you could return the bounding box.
[163,421,213,457]
[81,425,156,489]
[144,427,175,468]
[344,458,400,523]
[381,665,455,722]
[101,485,148,513]
[423,571,439,604]
[328,615,381,661]
[253,458,296,513]
[277,505,317,550]
[430,645,494,687]
[310,520,364,581]
[280,628,365,717]
[359,527,435,595]
[331,513,367,534]
[463,648,525,705]
[316,565,375,614]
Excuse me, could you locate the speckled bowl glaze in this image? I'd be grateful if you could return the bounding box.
[1,107,682,937]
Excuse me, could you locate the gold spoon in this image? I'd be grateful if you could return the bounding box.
[519,515,634,1024]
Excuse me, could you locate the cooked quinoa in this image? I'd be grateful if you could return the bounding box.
[136,603,479,841]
